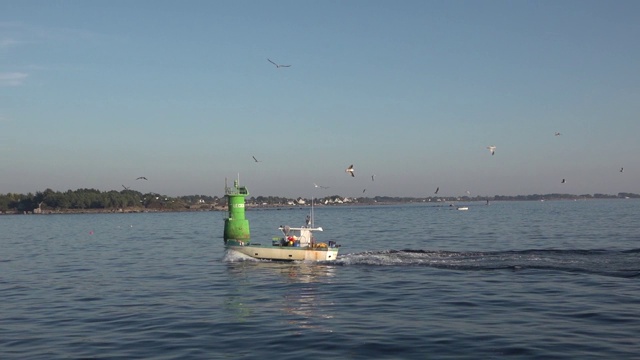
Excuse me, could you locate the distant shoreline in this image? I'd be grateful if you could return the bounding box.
[3,189,638,215]
[1,197,636,216]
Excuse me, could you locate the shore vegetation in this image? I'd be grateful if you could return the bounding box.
[1,188,638,215]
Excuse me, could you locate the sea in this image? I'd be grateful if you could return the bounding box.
[1,199,639,359]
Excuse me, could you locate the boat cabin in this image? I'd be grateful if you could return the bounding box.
[274,225,323,247]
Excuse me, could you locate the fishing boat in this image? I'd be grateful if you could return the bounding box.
[223,179,340,261]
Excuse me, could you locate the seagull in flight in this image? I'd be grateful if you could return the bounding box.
[252,156,262,163]
[345,164,355,177]
[314,183,329,189]
[487,145,496,155]
[136,176,148,181]
[267,58,291,68]
[435,187,439,194]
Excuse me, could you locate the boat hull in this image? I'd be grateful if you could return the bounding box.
[226,244,339,261]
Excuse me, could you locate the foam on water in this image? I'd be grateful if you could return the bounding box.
[222,246,640,278]
[336,248,640,277]
[222,248,260,262]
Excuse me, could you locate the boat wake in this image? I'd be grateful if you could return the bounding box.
[335,249,640,278]
[223,249,261,262]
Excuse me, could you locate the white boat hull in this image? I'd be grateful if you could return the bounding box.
[227,244,339,261]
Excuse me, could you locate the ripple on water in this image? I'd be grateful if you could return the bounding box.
[2,202,640,358]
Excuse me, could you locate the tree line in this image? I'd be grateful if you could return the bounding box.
[0,188,217,213]
[1,188,638,214]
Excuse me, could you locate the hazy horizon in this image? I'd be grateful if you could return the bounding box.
[3,184,638,201]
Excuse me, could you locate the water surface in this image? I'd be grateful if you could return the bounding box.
[1,200,639,359]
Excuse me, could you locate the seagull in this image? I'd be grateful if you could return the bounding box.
[561,178,566,184]
[136,176,148,180]
[345,164,355,177]
[487,145,496,155]
[252,156,262,163]
[313,183,329,189]
[435,187,439,194]
[267,58,291,68]
[620,167,624,173]
[555,132,562,136]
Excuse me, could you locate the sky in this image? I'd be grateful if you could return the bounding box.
[1,0,639,198]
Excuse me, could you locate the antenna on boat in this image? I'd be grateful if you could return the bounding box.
[310,196,315,227]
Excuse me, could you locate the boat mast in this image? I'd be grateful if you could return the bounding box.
[310,196,315,227]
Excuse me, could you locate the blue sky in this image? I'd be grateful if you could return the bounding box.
[2,0,639,198]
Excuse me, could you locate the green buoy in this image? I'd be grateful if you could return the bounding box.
[223,179,250,245]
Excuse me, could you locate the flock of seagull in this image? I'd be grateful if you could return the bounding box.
[260,57,627,197]
[112,60,628,200]
[251,130,626,197]
[334,132,603,195]
[121,176,148,191]
[342,164,376,194]
[252,156,375,193]
[484,134,623,188]
[484,133,624,187]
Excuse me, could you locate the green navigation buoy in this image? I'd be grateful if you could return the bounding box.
[223,179,250,244]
